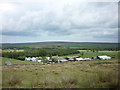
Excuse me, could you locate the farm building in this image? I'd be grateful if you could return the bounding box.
[4,61,12,65]
[91,57,97,60]
[59,57,68,63]
[31,57,37,62]
[66,56,75,61]
[97,55,111,60]
[51,56,59,59]
[60,59,68,62]
[73,56,80,58]
[25,57,31,61]
[84,58,92,61]
[76,58,85,61]
[37,60,42,63]
[46,57,50,60]
[76,57,91,61]
[25,57,43,62]
[66,56,80,61]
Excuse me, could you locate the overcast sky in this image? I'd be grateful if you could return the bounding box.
[0,0,118,43]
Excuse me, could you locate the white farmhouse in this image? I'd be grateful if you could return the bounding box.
[25,57,31,61]
[46,57,50,60]
[37,60,42,63]
[31,57,37,62]
[60,59,68,62]
[84,58,92,61]
[58,57,68,63]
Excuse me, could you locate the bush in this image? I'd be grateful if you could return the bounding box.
[18,56,26,60]
[52,58,58,63]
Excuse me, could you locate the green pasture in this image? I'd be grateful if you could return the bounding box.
[62,51,118,58]
[2,57,38,65]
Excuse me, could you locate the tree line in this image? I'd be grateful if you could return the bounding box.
[2,49,80,60]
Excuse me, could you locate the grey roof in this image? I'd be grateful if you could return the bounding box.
[51,56,59,59]
[4,61,12,65]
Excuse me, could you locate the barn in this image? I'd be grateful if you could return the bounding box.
[4,61,12,65]
[97,55,111,60]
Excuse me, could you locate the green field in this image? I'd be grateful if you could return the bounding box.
[2,42,119,51]
[62,51,118,58]
[2,51,119,88]
[2,51,119,65]
[2,57,38,65]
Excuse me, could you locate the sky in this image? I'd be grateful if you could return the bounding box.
[0,0,118,43]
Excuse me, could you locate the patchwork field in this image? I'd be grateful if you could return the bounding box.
[2,51,119,88]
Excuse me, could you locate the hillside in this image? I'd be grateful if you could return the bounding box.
[2,58,119,88]
[2,41,118,46]
[1,41,119,51]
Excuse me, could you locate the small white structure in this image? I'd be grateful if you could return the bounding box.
[58,59,60,63]
[38,57,42,59]
[31,57,37,62]
[84,58,92,61]
[36,57,39,59]
[37,60,42,63]
[46,57,50,60]
[58,57,68,63]
[5,61,12,65]
[48,59,52,62]
[51,56,59,59]
[76,58,85,61]
[97,55,111,60]
[60,59,68,62]
[66,57,74,61]
[25,57,31,61]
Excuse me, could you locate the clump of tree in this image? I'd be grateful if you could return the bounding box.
[51,58,58,63]
[2,49,79,60]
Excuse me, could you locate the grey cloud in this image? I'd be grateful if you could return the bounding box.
[1,2,118,42]
[2,30,37,36]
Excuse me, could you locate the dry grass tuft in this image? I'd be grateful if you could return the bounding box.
[3,71,23,88]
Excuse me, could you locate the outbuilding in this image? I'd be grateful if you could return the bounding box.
[4,61,12,65]
[97,55,111,60]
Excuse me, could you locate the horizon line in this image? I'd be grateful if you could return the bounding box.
[1,41,119,44]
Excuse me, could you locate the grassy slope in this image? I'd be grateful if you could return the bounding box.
[2,57,38,65]
[2,51,119,88]
[2,59,119,88]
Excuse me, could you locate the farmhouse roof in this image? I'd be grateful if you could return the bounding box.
[5,61,12,65]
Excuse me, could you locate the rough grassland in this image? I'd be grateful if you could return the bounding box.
[2,59,119,88]
[2,51,119,88]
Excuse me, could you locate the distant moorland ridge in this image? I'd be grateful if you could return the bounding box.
[1,41,119,46]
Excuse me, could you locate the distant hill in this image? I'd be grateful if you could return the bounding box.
[1,41,118,46]
[2,41,118,48]
[1,41,119,51]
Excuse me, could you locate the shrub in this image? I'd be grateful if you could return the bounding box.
[52,58,58,63]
